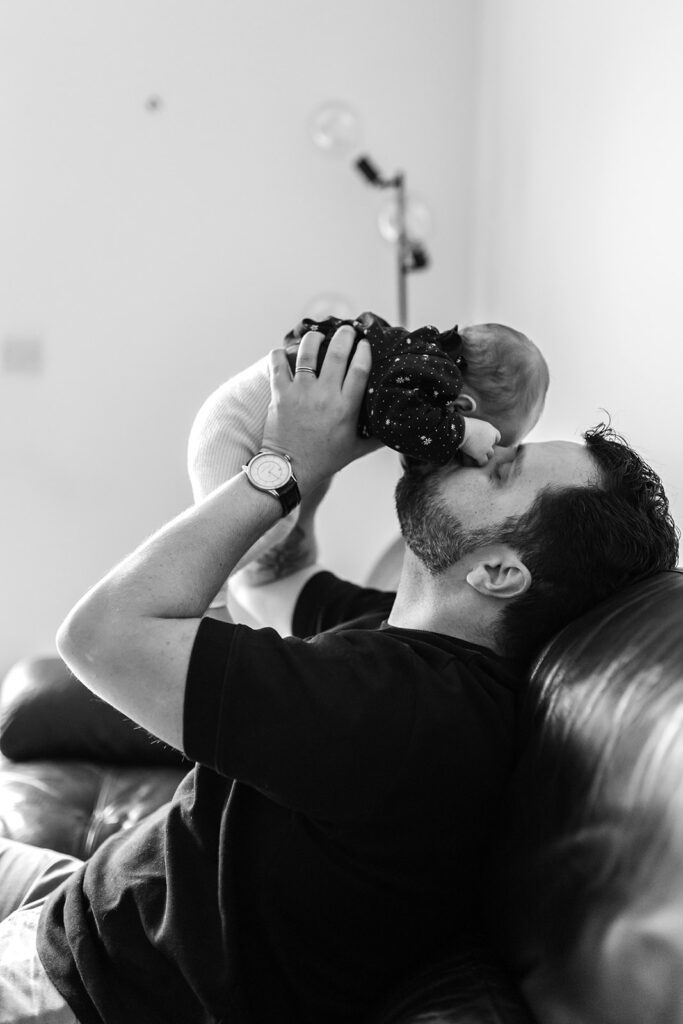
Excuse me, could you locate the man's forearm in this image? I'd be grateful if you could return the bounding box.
[55,471,285,751]
[58,472,283,669]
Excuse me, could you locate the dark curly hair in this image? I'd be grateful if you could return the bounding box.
[497,423,679,660]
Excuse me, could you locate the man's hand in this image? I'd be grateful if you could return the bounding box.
[261,326,379,494]
[460,417,501,466]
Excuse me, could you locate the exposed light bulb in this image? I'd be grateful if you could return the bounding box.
[308,101,362,158]
[301,294,355,321]
[377,194,433,244]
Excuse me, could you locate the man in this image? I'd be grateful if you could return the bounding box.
[0,325,677,1023]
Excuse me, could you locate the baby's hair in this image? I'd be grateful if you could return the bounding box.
[460,324,549,419]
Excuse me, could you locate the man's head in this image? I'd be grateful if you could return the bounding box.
[395,424,679,660]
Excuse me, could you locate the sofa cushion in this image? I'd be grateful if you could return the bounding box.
[0,757,186,858]
[0,657,188,766]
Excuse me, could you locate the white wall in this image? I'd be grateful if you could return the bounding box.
[0,0,479,673]
[5,1,680,676]
[469,0,683,532]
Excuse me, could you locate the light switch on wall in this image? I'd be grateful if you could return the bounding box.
[1,335,44,375]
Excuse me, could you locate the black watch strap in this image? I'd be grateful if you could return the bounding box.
[276,477,300,517]
[242,450,301,518]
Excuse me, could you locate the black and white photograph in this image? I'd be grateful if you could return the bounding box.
[0,3,681,1022]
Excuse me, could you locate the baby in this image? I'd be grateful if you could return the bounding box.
[188,312,549,591]
[281,312,548,462]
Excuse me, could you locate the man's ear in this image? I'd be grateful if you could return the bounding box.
[453,392,477,415]
[466,548,531,600]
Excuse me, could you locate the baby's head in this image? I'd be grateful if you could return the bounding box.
[457,323,549,446]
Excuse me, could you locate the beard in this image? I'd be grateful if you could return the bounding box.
[394,464,495,575]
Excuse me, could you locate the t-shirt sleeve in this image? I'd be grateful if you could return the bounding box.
[183,616,417,822]
[292,570,395,638]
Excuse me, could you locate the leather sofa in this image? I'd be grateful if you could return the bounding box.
[0,655,188,859]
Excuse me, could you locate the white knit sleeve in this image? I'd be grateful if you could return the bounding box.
[187,355,272,501]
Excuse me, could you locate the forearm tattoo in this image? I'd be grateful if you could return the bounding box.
[238,524,317,587]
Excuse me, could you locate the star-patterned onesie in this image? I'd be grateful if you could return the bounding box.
[285,311,467,464]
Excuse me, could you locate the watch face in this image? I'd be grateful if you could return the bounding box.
[249,452,292,490]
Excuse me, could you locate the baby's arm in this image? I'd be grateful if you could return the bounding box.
[460,418,501,465]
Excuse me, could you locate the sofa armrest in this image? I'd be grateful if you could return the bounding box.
[0,655,190,857]
[0,657,187,766]
[0,756,186,858]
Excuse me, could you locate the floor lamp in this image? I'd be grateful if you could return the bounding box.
[308,102,430,327]
[355,155,430,328]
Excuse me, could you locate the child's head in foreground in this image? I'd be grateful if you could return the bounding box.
[491,567,683,1024]
[457,323,549,446]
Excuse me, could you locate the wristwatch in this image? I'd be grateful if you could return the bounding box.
[242,450,301,517]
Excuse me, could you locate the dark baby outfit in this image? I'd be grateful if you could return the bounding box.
[286,311,468,464]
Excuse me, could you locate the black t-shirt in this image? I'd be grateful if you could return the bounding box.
[38,571,522,1024]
